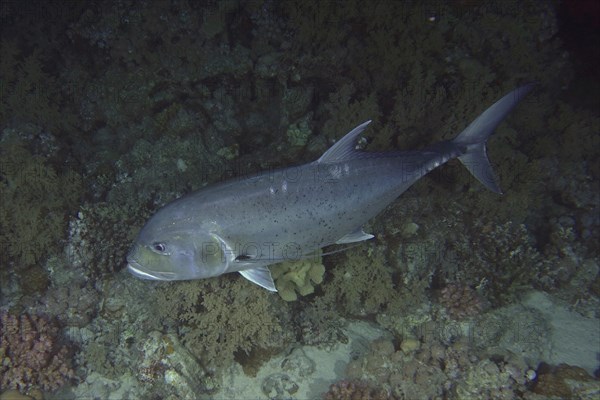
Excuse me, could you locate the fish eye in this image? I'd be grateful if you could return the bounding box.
[152,242,167,253]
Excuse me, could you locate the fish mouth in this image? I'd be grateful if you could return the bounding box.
[126,260,176,281]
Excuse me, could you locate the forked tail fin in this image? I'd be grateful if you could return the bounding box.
[453,84,534,194]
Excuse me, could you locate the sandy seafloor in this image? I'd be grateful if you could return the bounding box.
[0,1,599,399]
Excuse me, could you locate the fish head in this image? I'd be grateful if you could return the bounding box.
[126,229,231,281]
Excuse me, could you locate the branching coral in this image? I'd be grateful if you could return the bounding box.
[0,132,82,272]
[320,83,381,145]
[0,311,75,392]
[320,245,397,316]
[155,278,289,372]
[0,40,76,131]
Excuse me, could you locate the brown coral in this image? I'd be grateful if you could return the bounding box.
[0,132,82,271]
[323,380,394,400]
[0,311,75,392]
[533,363,598,398]
[439,283,487,320]
[154,278,289,372]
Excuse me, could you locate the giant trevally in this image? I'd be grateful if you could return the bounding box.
[127,84,534,291]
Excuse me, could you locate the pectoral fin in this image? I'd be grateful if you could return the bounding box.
[239,267,277,292]
[336,228,374,244]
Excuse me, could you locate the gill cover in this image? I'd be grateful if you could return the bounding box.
[201,232,234,276]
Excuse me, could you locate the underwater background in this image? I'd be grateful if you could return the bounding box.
[0,0,598,399]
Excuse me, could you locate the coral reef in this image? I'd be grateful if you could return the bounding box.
[442,220,546,307]
[40,281,100,328]
[66,202,148,278]
[532,363,599,399]
[0,311,75,392]
[344,335,535,400]
[154,278,291,374]
[293,299,348,348]
[319,84,381,145]
[0,0,598,398]
[0,130,82,272]
[286,117,313,147]
[271,255,326,301]
[319,244,398,317]
[438,283,488,320]
[60,276,171,399]
[137,331,218,396]
[454,358,530,400]
[323,380,393,400]
[0,42,76,132]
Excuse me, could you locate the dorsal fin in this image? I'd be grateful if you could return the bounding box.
[317,120,372,164]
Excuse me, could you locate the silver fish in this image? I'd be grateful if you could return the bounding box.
[127,84,533,291]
